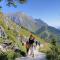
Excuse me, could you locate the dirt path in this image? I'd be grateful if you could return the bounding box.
[15,45,47,60]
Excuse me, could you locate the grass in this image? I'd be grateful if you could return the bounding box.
[0,18,53,55]
[6,50,16,60]
[0,38,4,44]
[20,27,45,43]
[19,27,52,53]
[39,42,51,53]
[0,19,26,54]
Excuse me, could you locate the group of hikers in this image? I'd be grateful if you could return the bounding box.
[20,33,40,56]
[25,34,40,56]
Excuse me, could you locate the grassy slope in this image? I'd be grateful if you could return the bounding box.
[19,27,51,53]
[0,19,25,52]
[0,18,51,54]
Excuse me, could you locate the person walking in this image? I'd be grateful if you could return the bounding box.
[26,34,35,55]
[28,34,35,56]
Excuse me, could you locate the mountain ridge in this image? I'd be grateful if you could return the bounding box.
[2,12,60,43]
[7,12,60,41]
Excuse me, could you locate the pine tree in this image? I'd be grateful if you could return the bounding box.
[46,38,60,60]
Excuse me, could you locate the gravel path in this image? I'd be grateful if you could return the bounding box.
[15,45,47,60]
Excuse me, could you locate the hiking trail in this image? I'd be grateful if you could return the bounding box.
[15,44,47,60]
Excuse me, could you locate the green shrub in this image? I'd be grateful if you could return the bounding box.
[0,51,8,60]
[6,50,16,60]
[46,38,60,60]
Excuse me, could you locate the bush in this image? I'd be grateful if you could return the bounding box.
[6,50,16,60]
[0,50,26,60]
[46,51,52,60]
[0,51,8,60]
[46,38,60,60]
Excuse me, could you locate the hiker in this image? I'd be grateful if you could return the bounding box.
[28,35,35,56]
[38,41,40,46]
[29,34,35,47]
[26,34,35,55]
[35,40,40,46]
[26,41,30,54]
[35,40,38,46]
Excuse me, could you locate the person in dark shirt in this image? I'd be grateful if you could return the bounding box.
[29,34,35,46]
[26,41,30,54]
[26,34,35,54]
[36,41,40,46]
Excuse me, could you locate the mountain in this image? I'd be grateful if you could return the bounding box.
[35,25,60,40]
[8,12,60,43]
[8,12,39,32]
[0,12,59,45]
[0,12,28,57]
[0,12,45,54]
[0,12,60,60]
[57,27,60,30]
[34,19,60,43]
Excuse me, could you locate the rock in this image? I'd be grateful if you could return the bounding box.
[0,45,7,52]
[3,40,12,46]
[0,26,7,38]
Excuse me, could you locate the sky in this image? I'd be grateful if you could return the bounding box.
[0,0,60,28]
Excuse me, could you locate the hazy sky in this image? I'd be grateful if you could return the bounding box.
[0,0,60,27]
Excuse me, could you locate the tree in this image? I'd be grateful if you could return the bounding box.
[0,0,27,8]
[51,38,56,46]
[46,38,60,60]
